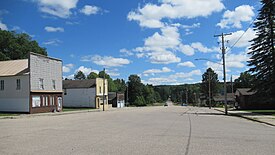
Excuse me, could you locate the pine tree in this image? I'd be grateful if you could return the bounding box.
[201,68,219,102]
[248,0,275,100]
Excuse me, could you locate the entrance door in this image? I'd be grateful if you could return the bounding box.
[57,97,62,111]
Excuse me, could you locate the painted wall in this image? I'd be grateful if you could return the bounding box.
[0,75,29,112]
[29,54,62,92]
[63,88,96,108]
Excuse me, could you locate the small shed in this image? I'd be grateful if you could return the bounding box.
[235,88,256,109]
[108,92,125,108]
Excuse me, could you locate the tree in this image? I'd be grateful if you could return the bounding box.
[0,30,47,60]
[248,0,275,101]
[127,74,144,105]
[113,78,127,92]
[201,68,219,105]
[234,72,255,90]
[87,72,98,79]
[74,71,86,80]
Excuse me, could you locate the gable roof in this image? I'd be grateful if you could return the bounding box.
[236,88,255,96]
[213,93,235,102]
[0,59,29,77]
[63,79,96,89]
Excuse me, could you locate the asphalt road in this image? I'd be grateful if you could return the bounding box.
[0,106,274,155]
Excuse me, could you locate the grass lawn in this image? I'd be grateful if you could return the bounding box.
[62,108,96,112]
[242,110,275,115]
[0,113,20,117]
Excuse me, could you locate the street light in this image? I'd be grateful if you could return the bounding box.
[195,58,228,115]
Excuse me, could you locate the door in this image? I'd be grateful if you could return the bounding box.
[57,97,62,111]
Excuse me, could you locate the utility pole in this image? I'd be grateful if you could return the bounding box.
[231,75,234,93]
[208,71,211,109]
[214,33,231,115]
[185,88,188,105]
[103,68,106,111]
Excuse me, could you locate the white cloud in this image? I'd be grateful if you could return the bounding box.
[144,69,202,85]
[217,5,254,28]
[171,69,202,79]
[75,66,99,75]
[128,0,224,28]
[106,69,120,77]
[145,26,180,49]
[36,0,78,18]
[132,26,181,64]
[44,26,64,32]
[62,63,74,73]
[224,28,256,48]
[0,21,8,30]
[120,48,134,56]
[80,5,100,15]
[143,67,172,75]
[81,55,131,67]
[179,44,195,56]
[205,52,249,80]
[191,42,214,53]
[178,61,196,68]
[43,39,62,46]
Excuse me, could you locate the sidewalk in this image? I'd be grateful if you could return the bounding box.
[214,108,275,127]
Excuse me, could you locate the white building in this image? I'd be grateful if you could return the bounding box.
[63,78,109,110]
[0,53,63,113]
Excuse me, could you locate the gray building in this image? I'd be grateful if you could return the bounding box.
[0,53,63,113]
[63,78,109,109]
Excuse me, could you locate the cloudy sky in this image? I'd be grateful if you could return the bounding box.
[0,0,260,85]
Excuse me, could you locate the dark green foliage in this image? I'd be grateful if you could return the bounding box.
[113,78,127,92]
[0,30,47,60]
[74,71,86,80]
[234,72,255,90]
[127,74,143,104]
[87,72,98,79]
[201,68,219,103]
[248,0,275,101]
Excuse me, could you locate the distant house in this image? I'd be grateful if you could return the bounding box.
[213,93,235,104]
[63,78,108,109]
[235,88,257,109]
[108,92,125,108]
[0,53,63,113]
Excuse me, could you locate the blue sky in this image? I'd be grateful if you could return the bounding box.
[0,0,261,85]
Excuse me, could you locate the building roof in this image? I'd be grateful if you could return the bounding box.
[108,92,117,100]
[236,88,255,96]
[213,93,235,102]
[63,79,96,89]
[0,59,29,77]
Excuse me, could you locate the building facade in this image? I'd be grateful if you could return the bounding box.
[63,78,108,110]
[0,53,63,113]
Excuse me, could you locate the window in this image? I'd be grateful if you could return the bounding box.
[0,80,4,90]
[99,86,102,94]
[32,96,41,107]
[45,96,48,106]
[52,80,56,90]
[39,78,44,90]
[16,79,21,90]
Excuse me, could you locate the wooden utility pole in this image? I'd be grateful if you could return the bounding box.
[103,68,106,111]
[214,33,231,115]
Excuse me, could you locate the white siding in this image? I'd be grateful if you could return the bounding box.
[29,54,62,91]
[0,75,29,112]
[63,88,96,108]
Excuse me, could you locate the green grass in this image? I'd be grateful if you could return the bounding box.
[62,108,96,112]
[241,110,275,115]
[0,113,20,117]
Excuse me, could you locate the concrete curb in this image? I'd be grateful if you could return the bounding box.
[0,109,101,119]
[214,108,275,127]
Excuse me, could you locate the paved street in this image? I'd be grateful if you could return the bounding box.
[0,106,275,155]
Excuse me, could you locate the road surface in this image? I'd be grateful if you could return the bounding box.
[0,106,274,155]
